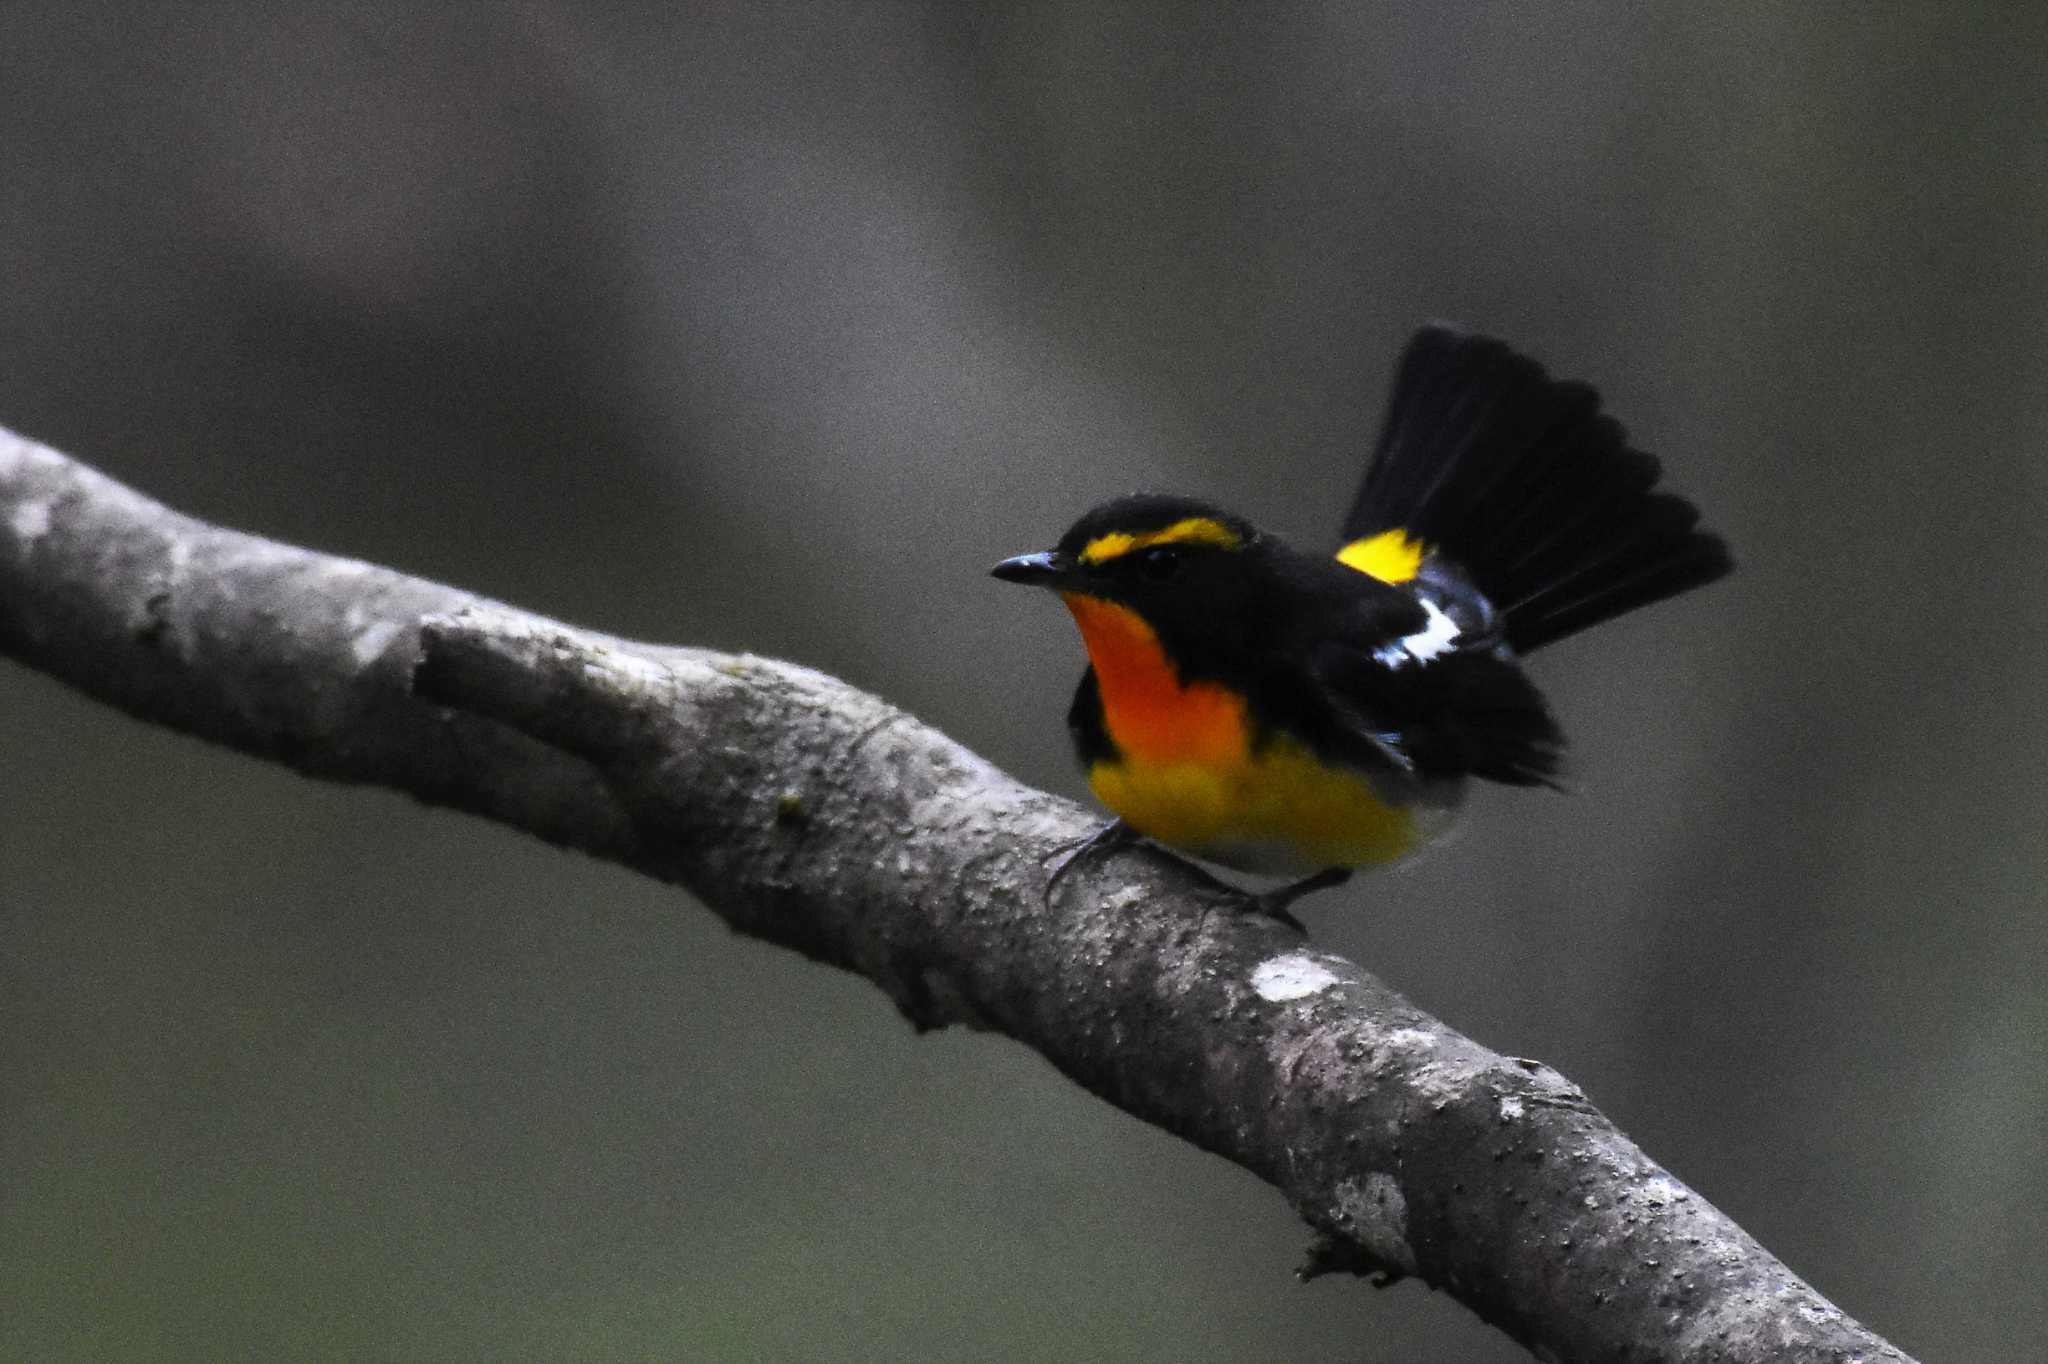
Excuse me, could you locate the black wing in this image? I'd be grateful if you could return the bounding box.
[1270,563,1565,788]
[1306,636,1564,787]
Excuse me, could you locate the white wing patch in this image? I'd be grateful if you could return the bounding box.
[1372,597,1462,670]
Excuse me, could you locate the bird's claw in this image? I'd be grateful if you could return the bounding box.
[1042,823,1348,934]
[1042,819,1137,903]
[1244,866,1351,932]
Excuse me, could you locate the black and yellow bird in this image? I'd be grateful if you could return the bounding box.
[992,325,1731,925]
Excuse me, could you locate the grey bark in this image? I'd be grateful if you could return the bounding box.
[0,425,1912,1364]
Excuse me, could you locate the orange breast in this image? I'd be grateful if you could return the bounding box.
[1059,594,1250,768]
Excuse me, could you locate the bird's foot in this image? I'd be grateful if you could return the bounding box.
[1041,818,1138,903]
[1243,866,1352,933]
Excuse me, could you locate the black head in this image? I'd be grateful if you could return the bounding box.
[1048,494,1258,563]
[991,494,1275,671]
[993,494,1257,588]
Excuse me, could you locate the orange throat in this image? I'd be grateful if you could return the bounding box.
[1058,593,1249,767]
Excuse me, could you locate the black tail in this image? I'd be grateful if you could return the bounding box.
[1342,326,1732,652]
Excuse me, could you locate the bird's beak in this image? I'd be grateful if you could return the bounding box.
[990,550,1066,587]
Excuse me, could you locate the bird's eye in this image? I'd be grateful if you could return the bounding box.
[1134,546,1181,581]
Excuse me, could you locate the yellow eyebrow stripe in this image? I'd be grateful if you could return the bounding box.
[1336,529,1427,584]
[1078,516,1243,565]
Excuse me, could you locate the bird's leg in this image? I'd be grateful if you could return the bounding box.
[1041,818,1138,902]
[1245,866,1353,932]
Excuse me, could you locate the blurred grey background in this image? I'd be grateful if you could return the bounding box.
[3,5,2044,1361]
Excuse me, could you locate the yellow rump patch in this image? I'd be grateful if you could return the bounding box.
[1078,516,1242,565]
[1337,529,1427,584]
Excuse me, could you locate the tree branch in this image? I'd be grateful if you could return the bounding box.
[0,425,1912,1364]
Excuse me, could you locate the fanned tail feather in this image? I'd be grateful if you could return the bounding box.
[1343,326,1732,652]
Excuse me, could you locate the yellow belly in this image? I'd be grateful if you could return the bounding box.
[1088,736,1459,875]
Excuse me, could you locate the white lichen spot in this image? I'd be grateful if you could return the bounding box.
[1251,952,1342,1002]
[582,648,671,692]
[1498,1094,1525,1123]
[1377,1026,1462,1106]
[350,620,403,669]
[8,498,51,545]
[1101,885,1150,914]
[1332,1173,1417,1274]
[1639,1173,1691,1208]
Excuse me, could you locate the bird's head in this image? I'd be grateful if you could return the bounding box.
[991,494,1270,677]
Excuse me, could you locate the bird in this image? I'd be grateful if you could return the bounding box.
[990,324,1732,928]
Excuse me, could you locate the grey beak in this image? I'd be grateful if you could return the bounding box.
[990,551,1062,586]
